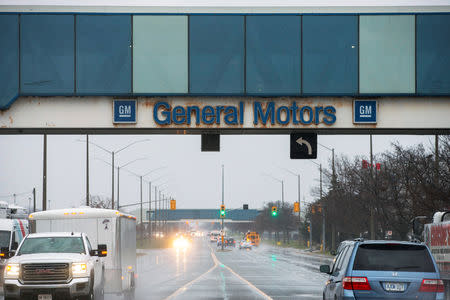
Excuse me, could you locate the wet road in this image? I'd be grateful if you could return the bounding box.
[117,238,331,300]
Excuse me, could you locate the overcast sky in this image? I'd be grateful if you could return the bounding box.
[0,134,436,215]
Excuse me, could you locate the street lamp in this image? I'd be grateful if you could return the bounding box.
[262,174,285,207]
[141,166,167,238]
[77,138,150,209]
[117,157,148,210]
[309,160,325,252]
[283,168,301,246]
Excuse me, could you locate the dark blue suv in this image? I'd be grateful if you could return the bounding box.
[320,240,445,299]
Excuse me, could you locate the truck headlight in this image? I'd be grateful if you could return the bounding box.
[72,263,88,276]
[5,264,20,279]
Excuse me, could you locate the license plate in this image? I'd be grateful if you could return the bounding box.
[384,282,406,292]
[38,294,52,300]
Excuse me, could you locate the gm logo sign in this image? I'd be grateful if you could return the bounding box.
[353,100,377,124]
[113,100,137,123]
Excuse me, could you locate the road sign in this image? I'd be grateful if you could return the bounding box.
[353,100,377,124]
[113,99,137,123]
[290,133,317,159]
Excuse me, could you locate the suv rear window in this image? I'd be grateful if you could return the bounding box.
[353,244,435,272]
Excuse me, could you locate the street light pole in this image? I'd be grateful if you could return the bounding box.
[111,152,115,209]
[282,168,302,246]
[320,163,325,252]
[43,134,47,211]
[148,181,152,238]
[221,164,224,251]
[77,138,150,210]
[86,135,89,206]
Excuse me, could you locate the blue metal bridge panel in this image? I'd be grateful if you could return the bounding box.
[302,15,358,95]
[417,15,450,95]
[189,16,244,94]
[246,15,301,95]
[76,15,132,94]
[0,15,18,110]
[151,209,260,221]
[20,15,75,95]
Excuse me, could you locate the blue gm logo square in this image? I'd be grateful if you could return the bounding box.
[113,100,137,123]
[353,100,377,124]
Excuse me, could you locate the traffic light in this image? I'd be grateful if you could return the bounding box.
[271,206,278,217]
[317,205,322,213]
[294,202,300,213]
[312,206,316,214]
[307,226,310,232]
[170,199,176,210]
[220,205,226,218]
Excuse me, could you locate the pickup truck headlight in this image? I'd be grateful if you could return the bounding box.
[72,263,88,277]
[5,264,20,279]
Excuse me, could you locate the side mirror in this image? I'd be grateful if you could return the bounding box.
[11,242,18,251]
[319,265,331,274]
[330,250,336,256]
[0,247,11,259]
[97,244,107,257]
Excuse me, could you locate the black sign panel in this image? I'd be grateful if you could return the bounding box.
[290,133,317,159]
[201,134,220,152]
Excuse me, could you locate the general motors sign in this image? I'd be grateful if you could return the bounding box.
[113,99,136,123]
[353,100,377,124]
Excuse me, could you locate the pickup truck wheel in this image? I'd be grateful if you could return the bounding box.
[80,275,95,300]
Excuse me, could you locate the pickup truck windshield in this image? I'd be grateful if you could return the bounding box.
[18,237,85,255]
[353,244,435,272]
[0,230,11,248]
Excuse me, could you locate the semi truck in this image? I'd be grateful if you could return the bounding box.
[28,207,137,299]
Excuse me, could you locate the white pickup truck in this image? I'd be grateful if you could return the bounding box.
[2,232,107,300]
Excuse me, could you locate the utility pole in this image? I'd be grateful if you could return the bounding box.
[309,216,313,251]
[435,135,439,185]
[86,134,90,206]
[111,152,115,210]
[298,174,301,247]
[117,167,120,210]
[158,189,163,232]
[140,176,143,240]
[331,148,336,251]
[33,187,36,212]
[221,165,225,251]
[154,186,157,235]
[43,134,47,211]
[148,181,152,239]
[320,164,325,252]
[370,135,375,240]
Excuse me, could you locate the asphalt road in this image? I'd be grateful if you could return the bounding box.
[115,238,331,300]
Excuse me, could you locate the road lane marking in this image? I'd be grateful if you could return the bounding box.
[163,250,218,300]
[210,247,273,300]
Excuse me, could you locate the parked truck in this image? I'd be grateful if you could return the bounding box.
[413,211,450,298]
[28,207,137,299]
[0,219,29,288]
[2,231,106,300]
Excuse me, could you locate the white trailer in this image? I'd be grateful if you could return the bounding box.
[29,207,137,299]
[423,211,450,297]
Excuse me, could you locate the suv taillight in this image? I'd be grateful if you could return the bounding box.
[343,277,371,290]
[419,279,444,293]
